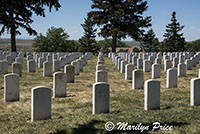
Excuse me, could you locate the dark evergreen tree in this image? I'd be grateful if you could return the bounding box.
[88,0,151,52]
[0,0,61,52]
[78,16,100,53]
[141,29,159,52]
[163,11,185,52]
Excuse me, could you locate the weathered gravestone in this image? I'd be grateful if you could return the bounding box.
[27,60,36,72]
[4,73,19,102]
[144,79,160,110]
[92,82,109,114]
[31,86,51,122]
[166,68,177,88]
[120,60,128,73]
[191,78,200,106]
[96,70,108,83]
[125,64,134,80]
[152,63,160,79]
[143,60,150,72]
[0,61,8,74]
[178,63,186,77]
[53,72,67,98]
[43,61,52,77]
[12,62,23,77]
[53,59,60,72]
[64,65,75,83]
[132,69,144,89]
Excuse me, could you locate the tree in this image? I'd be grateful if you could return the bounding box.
[33,27,78,52]
[0,0,61,52]
[88,0,151,52]
[97,38,129,53]
[78,16,100,53]
[185,39,200,52]
[163,11,185,52]
[141,29,159,52]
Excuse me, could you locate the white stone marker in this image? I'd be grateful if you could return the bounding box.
[93,82,109,114]
[132,56,138,66]
[96,64,106,71]
[155,58,162,67]
[125,64,134,80]
[164,60,171,72]
[64,65,75,83]
[0,61,8,74]
[31,86,51,122]
[166,68,177,88]
[4,73,19,102]
[118,58,122,70]
[137,58,143,69]
[143,60,150,72]
[6,55,12,65]
[12,62,23,77]
[132,69,144,89]
[144,79,160,110]
[120,60,128,73]
[53,72,67,98]
[43,61,52,77]
[15,57,23,65]
[173,57,178,68]
[190,78,200,106]
[53,59,60,72]
[178,63,186,77]
[96,70,108,83]
[38,57,45,68]
[71,61,79,75]
[27,60,36,72]
[152,63,160,79]
[185,59,192,70]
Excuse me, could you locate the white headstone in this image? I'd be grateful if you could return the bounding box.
[27,60,36,72]
[93,82,109,114]
[144,79,160,110]
[64,65,75,83]
[178,63,186,77]
[31,86,51,122]
[166,68,177,88]
[125,64,134,80]
[152,63,160,79]
[132,69,144,89]
[12,62,23,77]
[96,70,108,83]
[191,78,200,106]
[43,61,52,77]
[4,73,19,102]
[53,72,67,98]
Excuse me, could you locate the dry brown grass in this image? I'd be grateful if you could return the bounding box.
[0,56,200,134]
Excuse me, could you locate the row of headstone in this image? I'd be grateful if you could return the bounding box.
[108,52,200,110]
[108,52,199,72]
[0,51,93,76]
[1,51,94,122]
[93,52,109,114]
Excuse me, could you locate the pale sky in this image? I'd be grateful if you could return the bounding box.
[1,0,200,42]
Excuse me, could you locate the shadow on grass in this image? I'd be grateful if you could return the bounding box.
[71,120,104,134]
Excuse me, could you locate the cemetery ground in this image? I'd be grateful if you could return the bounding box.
[0,56,200,134]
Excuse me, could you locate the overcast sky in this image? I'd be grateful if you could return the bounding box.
[1,0,200,41]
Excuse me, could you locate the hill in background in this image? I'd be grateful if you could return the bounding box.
[0,38,140,51]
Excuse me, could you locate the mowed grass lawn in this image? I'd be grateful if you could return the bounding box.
[0,56,200,134]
